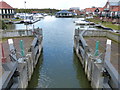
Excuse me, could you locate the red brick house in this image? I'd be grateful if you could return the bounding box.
[0,1,15,19]
[84,8,104,16]
[101,0,120,23]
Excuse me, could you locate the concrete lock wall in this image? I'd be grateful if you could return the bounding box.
[18,33,43,88]
[74,29,120,89]
[26,53,34,81]
[18,62,28,88]
[1,28,43,89]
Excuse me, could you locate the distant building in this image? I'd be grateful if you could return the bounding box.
[32,11,39,14]
[69,7,81,15]
[102,0,120,17]
[0,1,15,19]
[84,7,104,16]
[70,7,80,11]
[100,0,120,23]
[56,10,73,17]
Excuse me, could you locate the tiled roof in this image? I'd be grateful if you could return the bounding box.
[32,11,38,13]
[98,8,104,11]
[109,2,120,6]
[111,6,120,11]
[0,1,13,9]
[56,10,72,14]
[109,0,120,2]
[85,8,96,12]
[85,8,104,12]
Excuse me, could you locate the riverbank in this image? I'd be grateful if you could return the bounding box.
[86,18,120,30]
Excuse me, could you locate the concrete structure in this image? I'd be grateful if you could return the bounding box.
[0,28,43,89]
[74,28,120,89]
[0,1,15,19]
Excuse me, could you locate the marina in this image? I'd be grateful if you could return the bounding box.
[0,0,120,89]
[1,15,120,89]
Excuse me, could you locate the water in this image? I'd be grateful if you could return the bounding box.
[13,16,91,88]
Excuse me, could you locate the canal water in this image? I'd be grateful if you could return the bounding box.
[15,16,91,88]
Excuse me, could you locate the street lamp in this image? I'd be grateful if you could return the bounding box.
[24,1,28,32]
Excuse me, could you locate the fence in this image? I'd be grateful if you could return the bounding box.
[1,28,42,38]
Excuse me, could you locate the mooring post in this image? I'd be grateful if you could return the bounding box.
[94,41,100,56]
[20,40,25,57]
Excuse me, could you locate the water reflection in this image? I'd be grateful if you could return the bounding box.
[27,52,43,88]
[73,51,91,88]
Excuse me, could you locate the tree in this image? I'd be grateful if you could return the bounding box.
[0,20,7,30]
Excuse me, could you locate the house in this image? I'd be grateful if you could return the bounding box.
[0,1,15,19]
[56,10,73,17]
[100,0,120,23]
[69,7,81,15]
[84,7,104,16]
[101,0,120,17]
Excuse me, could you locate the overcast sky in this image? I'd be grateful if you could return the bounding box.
[1,0,108,9]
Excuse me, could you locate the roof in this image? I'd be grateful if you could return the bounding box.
[97,8,104,11]
[85,8,97,12]
[109,0,120,6]
[109,0,120,2]
[32,11,39,13]
[109,2,120,6]
[56,10,72,14]
[111,6,120,11]
[0,1,13,9]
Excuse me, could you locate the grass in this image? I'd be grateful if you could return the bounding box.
[86,18,120,30]
[3,18,23,21]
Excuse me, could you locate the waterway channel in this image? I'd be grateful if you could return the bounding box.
[11,16,91,88]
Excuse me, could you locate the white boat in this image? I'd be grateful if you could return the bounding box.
[75,20,95,25]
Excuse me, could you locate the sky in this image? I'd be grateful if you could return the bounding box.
[1,0,108,10]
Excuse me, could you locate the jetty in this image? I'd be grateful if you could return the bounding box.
[0,28,43,89]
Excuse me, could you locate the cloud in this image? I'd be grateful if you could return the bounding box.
[2,0,107,9]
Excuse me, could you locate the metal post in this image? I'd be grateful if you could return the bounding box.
[20,40,25,57]
[94,41,100,56]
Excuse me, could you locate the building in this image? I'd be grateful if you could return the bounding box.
[69,7,81,15]
[84,7,104,16]
[0,1,15,19]
[70,7,80,11]
[56,10,73,17]
[100,0,120,23]
[102,0,120,17]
